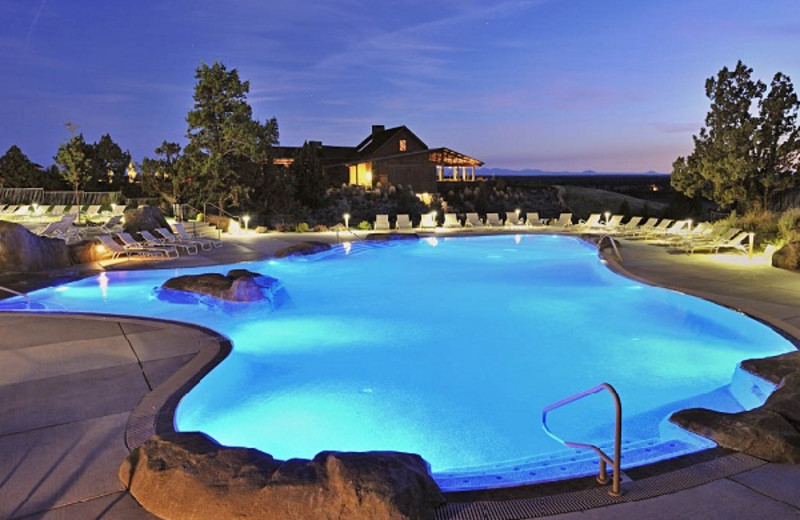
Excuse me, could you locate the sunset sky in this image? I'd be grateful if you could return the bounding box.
[1,0,798,172]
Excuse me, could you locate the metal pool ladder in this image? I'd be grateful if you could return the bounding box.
[542,382,623,496]
[0,285,30,305]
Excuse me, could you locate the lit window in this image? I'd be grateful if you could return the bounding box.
[399,139,407,152]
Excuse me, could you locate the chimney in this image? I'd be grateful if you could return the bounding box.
[371,125,385,136]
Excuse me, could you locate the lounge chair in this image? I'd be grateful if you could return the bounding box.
[525,212,545,227]
[465,213,483,228]
[374,214,391,231]
[605,214,624,230]
[140,230,193,256]
[99,215,123,233]
[680,227,741,254]
[174,223,222,249]
[48,205,67,217]
[96,235,161,259]
[10,205,31,220]
[83,205,103,220]
[116,232,179,258]
[504,211,521,227]
[1,205,18,216]
[395,214,412,230]
[550,213,573,228]
[419,212,436,229]
[485,213,503,227]
[577,213,603,230]
[622,217,659,237]
[685,230,750,255]
[443,213,462,228]
[154,227,200,255]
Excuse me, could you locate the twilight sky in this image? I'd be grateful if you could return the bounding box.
[1,0,798,173]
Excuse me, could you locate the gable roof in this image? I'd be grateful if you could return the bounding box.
[353,125,428,157]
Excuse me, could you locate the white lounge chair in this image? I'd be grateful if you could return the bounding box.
[374,214,391,231]
[465,213,483,228]
[525,212,545,227]
[97,235,160,259]
[550,213,573,228]
[395,214,412,230]
[505,211,521,227]
[419,212,436,229]
[623,217,659,237]
[443,213,462,228]
[174,223,222,249]
[140,230,190,256]
[154,228,200,255]
[578,213,603,230]
[99,215,123,233]
[485,213,503,227]
[116,232,179,258]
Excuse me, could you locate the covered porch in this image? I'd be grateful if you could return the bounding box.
[430,148,483,182]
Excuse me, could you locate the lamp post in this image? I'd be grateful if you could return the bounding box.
[604,211,611,226]
[344,213,350,229]
[748,232,755,260]
[243,215,250,232]
[515,208,521,225]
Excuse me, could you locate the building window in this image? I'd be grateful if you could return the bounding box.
[399,139,407,152]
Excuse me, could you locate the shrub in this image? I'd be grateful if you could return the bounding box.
[777,208,800,244]
[357,220,372,230]
[312,224,329,232]
[296,222,310,233]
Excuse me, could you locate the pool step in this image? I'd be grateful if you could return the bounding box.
[434,437,702,491]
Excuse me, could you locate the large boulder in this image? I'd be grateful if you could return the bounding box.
[772,242,800,271]
[123,205,170,235]
[274,241,332,258]
[120,432,445,520]
[158,269,285,305]
[670,351,800,463]
[0,221,71,272]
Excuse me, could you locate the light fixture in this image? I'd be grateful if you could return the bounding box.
[748,232,755,260]
[243,215,250,231]
[344,213,350,229]
[604,211,611,225]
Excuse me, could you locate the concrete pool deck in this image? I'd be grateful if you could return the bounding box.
[0,230,798,519]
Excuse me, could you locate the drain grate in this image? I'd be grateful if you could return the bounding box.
[435,453,765,519]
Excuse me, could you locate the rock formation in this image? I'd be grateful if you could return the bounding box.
[671,351,800,463]
[158,269,285,306]
[120,432,445,520]
[123,205,170,235]
[0,221,70,272]
[772,242,800,272]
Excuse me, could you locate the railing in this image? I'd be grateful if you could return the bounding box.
[597,235,623,263]
[542,382,623,497]
[0,286,30,306]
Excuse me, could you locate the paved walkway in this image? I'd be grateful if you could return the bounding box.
[0,231,798,519]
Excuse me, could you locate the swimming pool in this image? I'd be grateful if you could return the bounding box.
[1,235,794,490]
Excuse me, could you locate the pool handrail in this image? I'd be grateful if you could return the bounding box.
[0,285,30,306]
[597,235,623,263]
[542,382,623,497]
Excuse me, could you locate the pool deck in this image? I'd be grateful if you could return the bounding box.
[0,230,798,519]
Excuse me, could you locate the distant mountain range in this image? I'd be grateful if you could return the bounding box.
[477,168,669,177]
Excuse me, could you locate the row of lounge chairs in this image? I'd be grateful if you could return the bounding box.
[95,223,223,260]
[0,204,125,221]
[371,210,751,255]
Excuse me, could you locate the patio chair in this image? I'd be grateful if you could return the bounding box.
[686,230,750,255]
[374,214,391,231]
[680,227,741,254]
[605,214,625,230]
[622,217,658,237]
[83,205,103,220]
[443,213,462,228]
[485,213,503,227]
[174,223,222,249]
[116,232,179,258]
[395,214,413,230]
[465,213,483,228]
[153,228,200,255]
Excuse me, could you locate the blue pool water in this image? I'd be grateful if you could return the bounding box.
[1,235,794,489]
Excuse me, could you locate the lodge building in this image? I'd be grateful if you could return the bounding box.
[274,125,483,193]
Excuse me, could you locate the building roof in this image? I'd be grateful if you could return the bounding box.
[353,125,427,157]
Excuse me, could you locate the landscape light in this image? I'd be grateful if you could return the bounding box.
[604,211,611,225]
[748,232,755,260]
[343,213,350,229]
[243,215,250,230]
